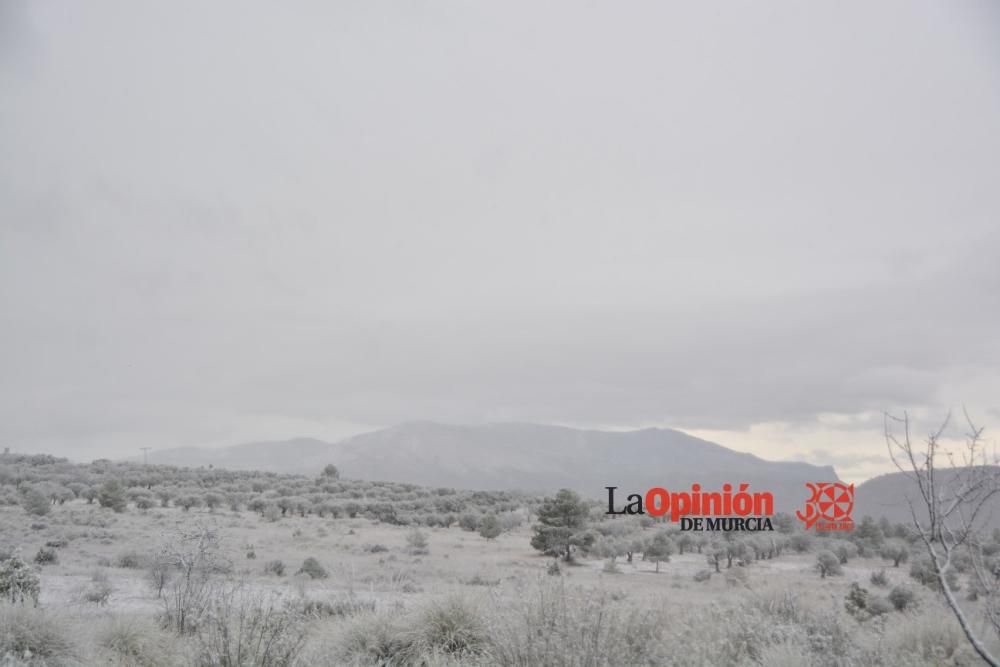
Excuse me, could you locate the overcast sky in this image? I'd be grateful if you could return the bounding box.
[2,1,999,481]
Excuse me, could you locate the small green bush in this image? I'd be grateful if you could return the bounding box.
[134,495,155,510]
[400,596,489,661]
[297,557,328,579]
[34,547,58,565]
[81,578,114,606]
[97,614,175,664]
[868,596,893,616]
[888,586,917,611]
[0,605,81,662]
[334,612,406,665]
[724,566,749,588]
[845,583,869,619]
[115,549,148,569]
[478,514,503,540]
[299,595,375,618]
[406,529,429,550]
[464,573,501,587]
[264,559,286,577]
[910,557,960,592]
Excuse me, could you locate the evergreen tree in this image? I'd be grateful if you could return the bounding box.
[530,489,592,561]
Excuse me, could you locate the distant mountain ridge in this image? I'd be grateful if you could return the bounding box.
[147,421,839,512]
[854,467,1000,530]
[147,437,336,471]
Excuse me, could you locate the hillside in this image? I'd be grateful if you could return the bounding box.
[149,422,839,512]
[146,437,338,471]
[855,467,1000,530]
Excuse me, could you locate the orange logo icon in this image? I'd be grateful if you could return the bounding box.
[796,482,854,531]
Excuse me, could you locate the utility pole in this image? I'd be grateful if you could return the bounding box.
[140,447,152,465]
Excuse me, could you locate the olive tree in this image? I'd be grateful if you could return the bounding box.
[816,550,842,578]
[97,479,128,512]
[706,542,726,573]
[644,532,674,573]
[21,488,50,517]
[881,540,910,567]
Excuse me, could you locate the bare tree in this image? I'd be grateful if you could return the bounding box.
[886,409,1000,666]
[158,522,231,634]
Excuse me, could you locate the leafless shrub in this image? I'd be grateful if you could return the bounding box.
[0,556,40,605]
[77,569,113,606]
[193,582,309,667]
[158,523,231,634]
[148,555,173,599]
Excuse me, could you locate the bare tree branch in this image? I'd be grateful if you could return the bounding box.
[885,410,999,667]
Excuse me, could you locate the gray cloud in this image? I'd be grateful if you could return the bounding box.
[2,1,999,465]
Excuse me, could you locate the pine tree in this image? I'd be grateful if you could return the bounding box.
[530,489,592,561]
